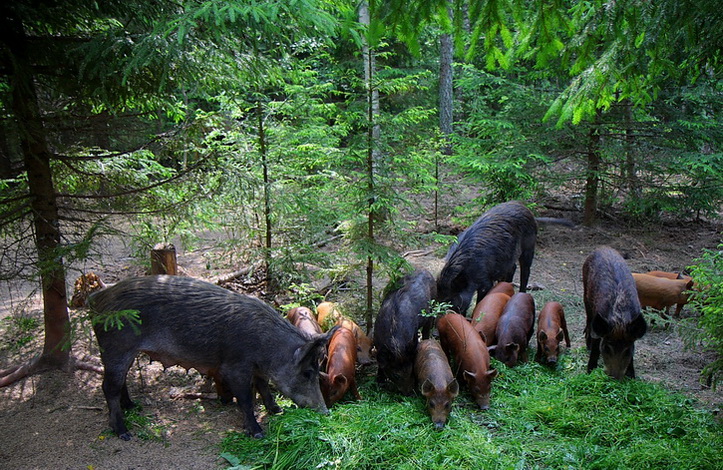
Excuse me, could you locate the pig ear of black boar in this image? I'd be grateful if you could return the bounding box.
[294,328,337,365]
[590,315,612,338]
[630,314,647,339]
[487,345,497,357]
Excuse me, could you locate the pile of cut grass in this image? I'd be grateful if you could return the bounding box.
[221,349,721,469]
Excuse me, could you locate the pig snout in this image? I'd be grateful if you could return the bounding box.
[434,420,446,430]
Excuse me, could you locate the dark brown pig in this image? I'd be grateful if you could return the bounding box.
[438,313,498,409]
[320,327,362,406]
[470,292,511,346]
[489,292,535,367]
[286,306,323,336]
[535,301,571,366]
[374,269,436,395]
[632,273,694,317]
[436,201,537,315]
[414,339,459,429]
[583,247,647,379]
[487,281,515,297]
[89,275,334,440]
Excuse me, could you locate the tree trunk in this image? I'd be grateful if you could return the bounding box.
[360,1,379,334]
[583,116,602,226]
[623,101,640,199]
[3,12,71,369]
[258,101,272,282]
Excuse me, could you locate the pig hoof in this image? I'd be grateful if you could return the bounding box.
[252,431,265,439]
[119,432,132,441]
[268,405,283,414]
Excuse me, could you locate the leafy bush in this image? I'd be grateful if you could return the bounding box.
[685,244,723,388]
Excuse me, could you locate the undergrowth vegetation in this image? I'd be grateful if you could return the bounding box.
[220,349,721,470]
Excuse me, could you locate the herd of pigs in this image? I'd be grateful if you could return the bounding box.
[87,201,695,439]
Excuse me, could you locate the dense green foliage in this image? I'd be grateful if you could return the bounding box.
[221,351,722,469]
[684,245,723,388]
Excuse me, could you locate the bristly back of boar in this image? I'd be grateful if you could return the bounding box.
[436,201,537,315]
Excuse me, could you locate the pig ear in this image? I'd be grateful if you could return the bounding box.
[421,379,434,396]
[630,314,647,340]
[462,370,477,382]
[447,379,459,397]
[333,375,348,387]
[319,371,329,383]
[539,330,548,342]
[487,369,498,380]
[487,345,497,357]
[556,328,564,342]
[505,343,519,353]
[295,327,337,366]
[591,314,611,338]
[478,330,488,344]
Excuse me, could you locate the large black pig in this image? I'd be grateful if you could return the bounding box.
[88,275,334,440]
[437,201,537,315]
[583,247,647,380]
[374,269,436,395]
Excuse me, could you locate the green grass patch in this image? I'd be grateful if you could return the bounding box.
[221,350,721,469]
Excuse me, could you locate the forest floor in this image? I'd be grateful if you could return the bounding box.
[0,208,721,469]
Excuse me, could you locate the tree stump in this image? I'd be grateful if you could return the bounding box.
[150,243,177,275]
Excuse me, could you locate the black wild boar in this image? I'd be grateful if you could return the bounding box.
[583,247,647,380]
[89,275,334,440]
[414,339,459,429]
[374,269,436,394]
[489,292,536,367]
[436,201,537,315]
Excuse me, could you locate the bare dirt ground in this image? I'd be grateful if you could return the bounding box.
[1,211,721,469]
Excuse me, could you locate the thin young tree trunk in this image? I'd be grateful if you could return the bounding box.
[360,1,378,333]
[258,101,272,281]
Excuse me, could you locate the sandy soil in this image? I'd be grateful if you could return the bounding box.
[1,212,721,469]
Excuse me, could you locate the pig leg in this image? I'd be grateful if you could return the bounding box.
[253,375,282,414]
[223,367,265,438]
[625,348,636,379]
[586,337,601,373]
[518,237,535,292]
[100,351,137,440]
[351,379,362,400]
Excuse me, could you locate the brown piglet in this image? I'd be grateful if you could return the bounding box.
[632,273,694,317]
[317,302,343,330]
[317,302,373,365]
[338,317,374,365]
[286,306,323,336]
[414,339,459,429]
[486,281,515,298]
[438,313,498,410]
[320,327,362,407]
[490,292,535,367]
[470,292,511,346]
[535,301,571,366]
